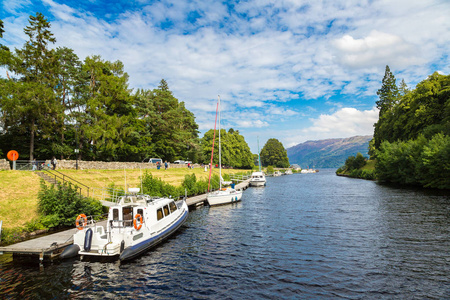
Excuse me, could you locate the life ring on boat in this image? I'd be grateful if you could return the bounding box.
[76,214,87,230]
[133,214,143,230]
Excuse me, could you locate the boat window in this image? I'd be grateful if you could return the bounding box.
[169,201,177,212]
[123,207,133,227]
[137,208,144,220]
[113,209,119,220]
[163,205,170,216]
[157,208,163,220]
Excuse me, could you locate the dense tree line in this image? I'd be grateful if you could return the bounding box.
[260,138,290,168]
[201,128,254,169]
[370,66,450,189]
[0,14,200,162]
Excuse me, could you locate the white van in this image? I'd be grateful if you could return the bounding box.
[143,158,163,164]
[173,160,185,164]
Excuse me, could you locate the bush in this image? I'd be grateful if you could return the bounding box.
[38,180,104,228]
[141,171,183,198]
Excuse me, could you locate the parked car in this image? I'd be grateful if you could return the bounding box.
[173,160,185,164]
[142,158,163,164]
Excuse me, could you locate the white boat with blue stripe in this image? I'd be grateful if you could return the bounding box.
[60,189,188,261]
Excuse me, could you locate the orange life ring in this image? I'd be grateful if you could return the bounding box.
[76,214,87,230]
[133,214,143,230]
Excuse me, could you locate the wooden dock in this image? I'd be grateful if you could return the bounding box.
[0,179,251,261]
[0,220,109,262]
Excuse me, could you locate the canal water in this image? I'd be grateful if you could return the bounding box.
[1,169,449,299]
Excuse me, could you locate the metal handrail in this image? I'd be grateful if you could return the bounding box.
[46,169,90,197]
[40,169,86,197]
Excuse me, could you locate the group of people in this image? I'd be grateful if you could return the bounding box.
[156,161,170,170]
[32,156,57,171]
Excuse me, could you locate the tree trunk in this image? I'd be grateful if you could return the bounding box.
[30,118,35,160]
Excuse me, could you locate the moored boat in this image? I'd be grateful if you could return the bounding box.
[206,95,243,206]
[60,189,188,261]
[250,171,266,187]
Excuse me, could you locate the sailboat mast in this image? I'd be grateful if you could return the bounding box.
[218,95,222,189]
[258,136,261,172]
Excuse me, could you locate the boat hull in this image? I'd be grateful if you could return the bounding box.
[207,190,242,206]
[249,180,266,187]
[120,208,188,261]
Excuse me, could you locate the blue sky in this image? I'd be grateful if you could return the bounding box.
[1,0,449,153]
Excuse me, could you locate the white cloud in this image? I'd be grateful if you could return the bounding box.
[332,30,423,69]
[284,107,379,147]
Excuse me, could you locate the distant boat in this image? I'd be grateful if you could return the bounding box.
[285,169,293,175]
[207,96,243,206]
[273,171,282,176]
[301,168,318,174]
[250,137,266,187]
[60,189,188,261]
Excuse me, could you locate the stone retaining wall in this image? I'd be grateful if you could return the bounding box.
[55,160,194,170]
[0,159,10,170]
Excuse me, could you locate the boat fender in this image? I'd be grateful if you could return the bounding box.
[120,240,125,253]
[76,214,87,230]
[84,228,93,252]
[133,214,143,230]
[60,244,80,259]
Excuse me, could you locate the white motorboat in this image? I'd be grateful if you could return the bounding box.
[250,171,266,187]
[250,137,266,187]
[207,95,243,206]
[273,171,282,176]
[60,189,189,261]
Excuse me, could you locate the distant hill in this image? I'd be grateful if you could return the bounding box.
[286,135,372,168]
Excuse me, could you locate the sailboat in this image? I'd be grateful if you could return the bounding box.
[250,137,266,187]
[207,96,243,206]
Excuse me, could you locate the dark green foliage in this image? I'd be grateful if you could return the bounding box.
[181,173,215,195]
[201,128,254,169]
[0,14,202,162]
[366,69,450,189]
[260,138,290,168]
[375,134,450,189]
[141,171,183,198]
[37,181,104,228]
[345,152,367,171]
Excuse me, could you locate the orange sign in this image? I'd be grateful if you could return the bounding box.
[7,150,19,161]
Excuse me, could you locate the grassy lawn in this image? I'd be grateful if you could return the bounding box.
[0,167,249,230]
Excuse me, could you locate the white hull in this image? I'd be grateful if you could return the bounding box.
[250,180,266,187]
[207,189,242,206]
[62,194,188,261]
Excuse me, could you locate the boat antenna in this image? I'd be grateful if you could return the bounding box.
[124,168,127,194]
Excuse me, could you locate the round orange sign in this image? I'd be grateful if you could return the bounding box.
[7,150,19,161]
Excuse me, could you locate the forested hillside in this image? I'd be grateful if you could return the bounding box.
[287,136,372,168]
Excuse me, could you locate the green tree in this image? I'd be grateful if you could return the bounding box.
[76,55,135,161]
[260,138,290,168]
[2,13,59,160]
[135,80,199,162]
[200,128,254,169]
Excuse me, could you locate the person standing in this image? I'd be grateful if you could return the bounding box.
[32,158,37,171]
[51,156,57,170]
[164,161,168,170]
